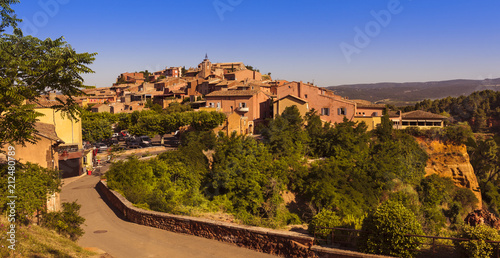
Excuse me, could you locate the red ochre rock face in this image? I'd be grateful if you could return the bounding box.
[417,138,482,208]
[465,209,500,230]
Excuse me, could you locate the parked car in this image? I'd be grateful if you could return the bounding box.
[118,131,130,141]
[138,136,152,148]
[109,137,119,145]
[94,142,108,153]
[126,139,141,149]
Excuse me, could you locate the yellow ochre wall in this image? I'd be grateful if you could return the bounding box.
[353,116,382,131]
[274,99,308,118]
[35,108,83,149]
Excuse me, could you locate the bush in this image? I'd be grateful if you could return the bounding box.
[444,123,474,145]
[41,202,85,241]
[308,209,342,238]
[359,200,424,258]
[455,224,500,258]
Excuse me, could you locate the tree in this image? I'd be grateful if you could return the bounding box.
[190,111,226,131]
[374,113,393,142]
[0,0,20,33]
[0,162,61,224]
[41,201,85,241]
[262,105,308,158]
[359,200,424,258]
[81,111,114,142]
[0,1,96,151]
[470,138,500,188]
[455,224,500,258]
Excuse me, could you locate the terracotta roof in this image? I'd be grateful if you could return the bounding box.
[402,110,448,120]
[388,111,401,117]
[357,104,386,109]
[35,122,64,143]
[27,95,70,108]
[274,94,308,104]
[206,90,260,97]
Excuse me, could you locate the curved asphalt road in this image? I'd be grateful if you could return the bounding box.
[61,172,276,258]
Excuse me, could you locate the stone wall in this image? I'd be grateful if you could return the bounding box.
[97,180,316,257]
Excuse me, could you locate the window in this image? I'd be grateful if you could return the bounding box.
[208,102,215,108]
[338,108,346,115]
[321,108,330,116]
[217,102,221,108]
[239,102,247,108]
[305,94,308,98]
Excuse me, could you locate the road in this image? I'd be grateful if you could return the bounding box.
[61,171,276,258]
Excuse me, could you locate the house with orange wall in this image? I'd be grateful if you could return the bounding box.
[205,90,271,135]
[275,81,356,124]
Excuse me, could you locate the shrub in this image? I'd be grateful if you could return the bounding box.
[444,123,474,145]
[455,224,500,258]
[308,209,342,238]
[359,200,424,258]
[41,202,85,241]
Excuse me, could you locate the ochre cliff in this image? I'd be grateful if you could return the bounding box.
[416,138,482,208]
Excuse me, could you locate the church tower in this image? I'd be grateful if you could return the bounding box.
[199,54,212,79]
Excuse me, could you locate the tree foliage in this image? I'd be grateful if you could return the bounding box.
[359,201,424,258]
[40,201,85,241]
[455,224,500,258]
[0,162,60,224]
[403,90,500,133]
[0,1,96,151]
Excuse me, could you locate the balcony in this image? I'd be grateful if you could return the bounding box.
[237,107,249,113]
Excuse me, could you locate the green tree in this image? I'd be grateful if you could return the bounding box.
[81,111,114,142]
[0,162,60,224]
[470,138,499,188]
[455,224,500,258]
[0,1,96,151]
[262,105,308,158]
[41,201,85,241]
[374,113,393,142]
[359,200,424,258]
[211,134,273,215]
[190,111,226,131]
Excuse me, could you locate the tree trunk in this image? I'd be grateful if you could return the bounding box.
[160,135,164,146]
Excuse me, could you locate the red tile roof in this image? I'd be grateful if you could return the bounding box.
[402,110,448,120]
[35,122,64,143]
[206,90,260,97]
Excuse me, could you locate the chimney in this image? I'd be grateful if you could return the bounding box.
[49,92,57,101]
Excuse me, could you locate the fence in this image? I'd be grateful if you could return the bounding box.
[314,227,500,258]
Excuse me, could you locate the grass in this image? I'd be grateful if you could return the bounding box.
[0,215,97,258]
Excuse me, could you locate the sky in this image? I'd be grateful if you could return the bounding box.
[10,0,500,88]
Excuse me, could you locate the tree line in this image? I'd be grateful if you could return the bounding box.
[400,90,500,133]
[81,102,226,144]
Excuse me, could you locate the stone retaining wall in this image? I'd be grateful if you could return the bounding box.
[97,180,388,258]
[97,180,316,257]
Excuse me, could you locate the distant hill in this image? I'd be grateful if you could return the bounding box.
[326,78,500,106]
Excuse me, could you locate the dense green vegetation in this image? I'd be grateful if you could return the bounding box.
[402,90,500,133]
[106,106,479,239]
[359,200,424,258]
[81,103,226,143]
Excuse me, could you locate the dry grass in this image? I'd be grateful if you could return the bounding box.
[0,215,97,258]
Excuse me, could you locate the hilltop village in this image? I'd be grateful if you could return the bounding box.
[81,55,447,134]
[5,56,449,187]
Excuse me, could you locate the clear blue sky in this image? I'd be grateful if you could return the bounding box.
[11,0,500,87]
